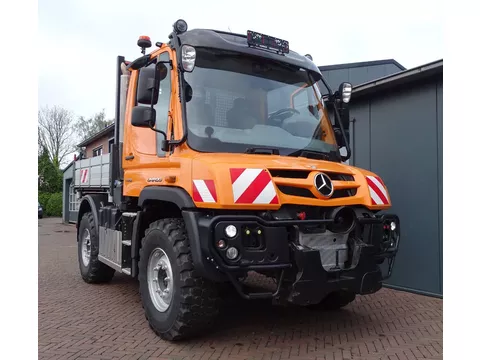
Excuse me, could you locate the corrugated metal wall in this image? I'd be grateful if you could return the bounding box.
[350,75,443,297]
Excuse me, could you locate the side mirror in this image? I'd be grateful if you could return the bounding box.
[131,106,156,128]
[336,82,352,133]
[136,63,168,105]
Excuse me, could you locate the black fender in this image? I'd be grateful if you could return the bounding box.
[136,186,225,282]
[76,194,108,240]
[138,186,195,208]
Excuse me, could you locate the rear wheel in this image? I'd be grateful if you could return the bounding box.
[306,290,356,311]
[138,218,220,341]
[77,212,116,283]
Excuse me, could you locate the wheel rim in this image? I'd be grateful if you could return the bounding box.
[147,247,174,312]
[81,228,91,267]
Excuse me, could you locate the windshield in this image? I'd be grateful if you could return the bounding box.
[184,48,338,157]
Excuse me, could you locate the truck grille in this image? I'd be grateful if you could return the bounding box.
[269,169,357,200]
[277,185,357,199]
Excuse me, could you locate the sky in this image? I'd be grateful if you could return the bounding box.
[38,0,443,121]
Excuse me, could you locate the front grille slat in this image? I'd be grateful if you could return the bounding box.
[269,168,356,200]
[268,169,354,182]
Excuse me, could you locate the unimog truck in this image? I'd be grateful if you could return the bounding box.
[73,19,400,341]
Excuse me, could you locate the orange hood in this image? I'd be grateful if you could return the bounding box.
[188,153,391,211]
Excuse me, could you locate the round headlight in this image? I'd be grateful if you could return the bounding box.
[226,247,239,260]
[225,225,237,238]
[390,222,396,231]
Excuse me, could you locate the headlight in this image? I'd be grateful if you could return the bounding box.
[226,247,239,260]
[181,45,196,72]
[225,225,237,238]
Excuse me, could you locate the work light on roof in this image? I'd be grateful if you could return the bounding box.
[181,45,196,72]
[173,19,188,34]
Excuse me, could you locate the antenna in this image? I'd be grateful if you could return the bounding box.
[228,26,232,33]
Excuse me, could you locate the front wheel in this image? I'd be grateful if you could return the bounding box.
[138,218,220,341]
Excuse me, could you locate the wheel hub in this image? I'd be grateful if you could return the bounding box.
[81,228,91,267]
[147,248,173,312]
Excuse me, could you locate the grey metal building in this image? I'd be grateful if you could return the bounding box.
[318,59,406,93]
[348,60,443,297]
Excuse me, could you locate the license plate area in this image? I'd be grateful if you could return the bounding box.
[298,230,350,271]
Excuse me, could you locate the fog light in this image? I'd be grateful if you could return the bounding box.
[225,225,237,238]
[226,247,239,260]
[390,222,396,231]
[216,239,226,249]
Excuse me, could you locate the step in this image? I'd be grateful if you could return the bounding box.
[121,268,131,275]
[122,240,132,246]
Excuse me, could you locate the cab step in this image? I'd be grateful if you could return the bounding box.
[121,268,131,275]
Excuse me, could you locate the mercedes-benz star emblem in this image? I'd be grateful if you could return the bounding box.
[314,173,334,198]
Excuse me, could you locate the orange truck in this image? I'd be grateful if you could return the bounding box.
[73,19,400,341]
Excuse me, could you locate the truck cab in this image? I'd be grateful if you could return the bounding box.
[74,20,400,341]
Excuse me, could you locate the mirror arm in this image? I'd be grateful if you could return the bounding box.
[148,125,167,138]
[319,74,351,162]
[330,97,351,162]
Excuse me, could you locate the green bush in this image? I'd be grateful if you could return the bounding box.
[38,192,51,209]
[46,192,63,217]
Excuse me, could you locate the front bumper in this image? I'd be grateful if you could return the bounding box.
[183,210,400,304]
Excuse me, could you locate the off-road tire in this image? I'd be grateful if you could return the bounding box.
[138,218,221,341]
[307,290,356,311]
[78,212,116,283]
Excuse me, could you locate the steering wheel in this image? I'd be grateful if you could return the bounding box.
[267,108,300,125]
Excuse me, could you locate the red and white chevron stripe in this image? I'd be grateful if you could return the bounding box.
[230,168,279,204]
[80,169,89,184]
[192,180,217,203]
[366,175,389,205]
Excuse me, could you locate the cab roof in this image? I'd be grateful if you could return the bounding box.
[176,29,322,79]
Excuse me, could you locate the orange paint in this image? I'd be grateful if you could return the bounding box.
[121,46,392,212]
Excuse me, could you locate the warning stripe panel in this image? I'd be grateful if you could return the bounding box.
[366,175,389,205]
[192,180,217,203]
[80,169,89,184]
[230,168,278,204]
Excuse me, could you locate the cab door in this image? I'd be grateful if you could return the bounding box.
[122,48,176,196]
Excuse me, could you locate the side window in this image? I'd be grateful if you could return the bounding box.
[154,52,171,157]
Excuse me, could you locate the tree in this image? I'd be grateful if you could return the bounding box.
[76,109,113,143]
[38,105,76,168]
[38,146,63,193]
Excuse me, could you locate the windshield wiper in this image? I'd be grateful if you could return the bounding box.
[245,146,280,155]
[287,149,340,162]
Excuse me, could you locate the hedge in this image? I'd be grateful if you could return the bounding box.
[38,192,51,209]
[46,192,63,217]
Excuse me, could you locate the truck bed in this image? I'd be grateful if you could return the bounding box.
[74,154,110,189]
